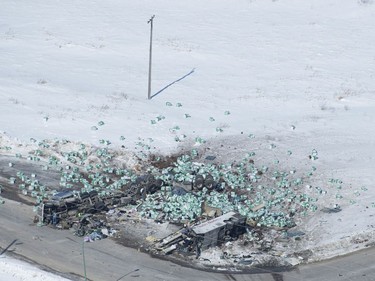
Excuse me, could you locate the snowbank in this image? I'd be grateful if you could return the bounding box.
[0,256,70,281]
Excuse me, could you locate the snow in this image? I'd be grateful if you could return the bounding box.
[1,0,375,279]
[0,256,69,281]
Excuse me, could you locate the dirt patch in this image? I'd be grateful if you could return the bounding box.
[149,153,182,169]
[0,178,34,206]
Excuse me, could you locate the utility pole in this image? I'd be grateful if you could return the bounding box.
[147,15,155,100]
[82,240,87,281]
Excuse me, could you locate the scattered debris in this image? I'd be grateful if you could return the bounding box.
[321,205,342,213]
[205,155,216,161]
[2,137,343,269]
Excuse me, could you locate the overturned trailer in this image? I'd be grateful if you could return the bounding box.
[192,211,247,251]
[35,190,106,226]
[34,174,163,228]
[154,212,247,256]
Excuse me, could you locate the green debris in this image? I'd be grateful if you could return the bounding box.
[138,151,322,228]
[99,139,111,145]
[175,134,187,142]
[169,126,180,133]
[7,132,349,231]
[309,149,319,160]
[38,141,50,148]
[195,137,206,145]
[156,115,165,121]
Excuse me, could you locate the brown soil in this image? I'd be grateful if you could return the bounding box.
[0,178,34,206]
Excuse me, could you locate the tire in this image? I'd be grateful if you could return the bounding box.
[194,175,204,190]
[205,175,215,190]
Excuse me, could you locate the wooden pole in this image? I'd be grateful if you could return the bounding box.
[147,15,155,100]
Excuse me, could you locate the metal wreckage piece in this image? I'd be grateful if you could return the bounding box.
[153,212,247,257]
[34,174,162,238]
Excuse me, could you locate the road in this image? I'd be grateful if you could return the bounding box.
[0,157,374,281]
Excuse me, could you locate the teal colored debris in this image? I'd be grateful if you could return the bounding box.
[156,115,165,121]
[310,149,319,160]
[195,137,206,145]
[169,126,180,133]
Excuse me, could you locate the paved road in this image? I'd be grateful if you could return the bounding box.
[0,157,374,281]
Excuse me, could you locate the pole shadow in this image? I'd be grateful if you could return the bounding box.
[150,68,195,99]
[0,239,19,256]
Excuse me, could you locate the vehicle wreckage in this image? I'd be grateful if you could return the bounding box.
[153,211,247,257]
[33,173,250,257]
[16,145,321,266]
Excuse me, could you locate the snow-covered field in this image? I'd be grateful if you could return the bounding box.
[0,255,69,281]
[1,0,375,279]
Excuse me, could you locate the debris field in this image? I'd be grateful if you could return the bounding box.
[0,138,348,269]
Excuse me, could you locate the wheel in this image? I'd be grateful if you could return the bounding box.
[205,175,215,190]
[194,175,204,190]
